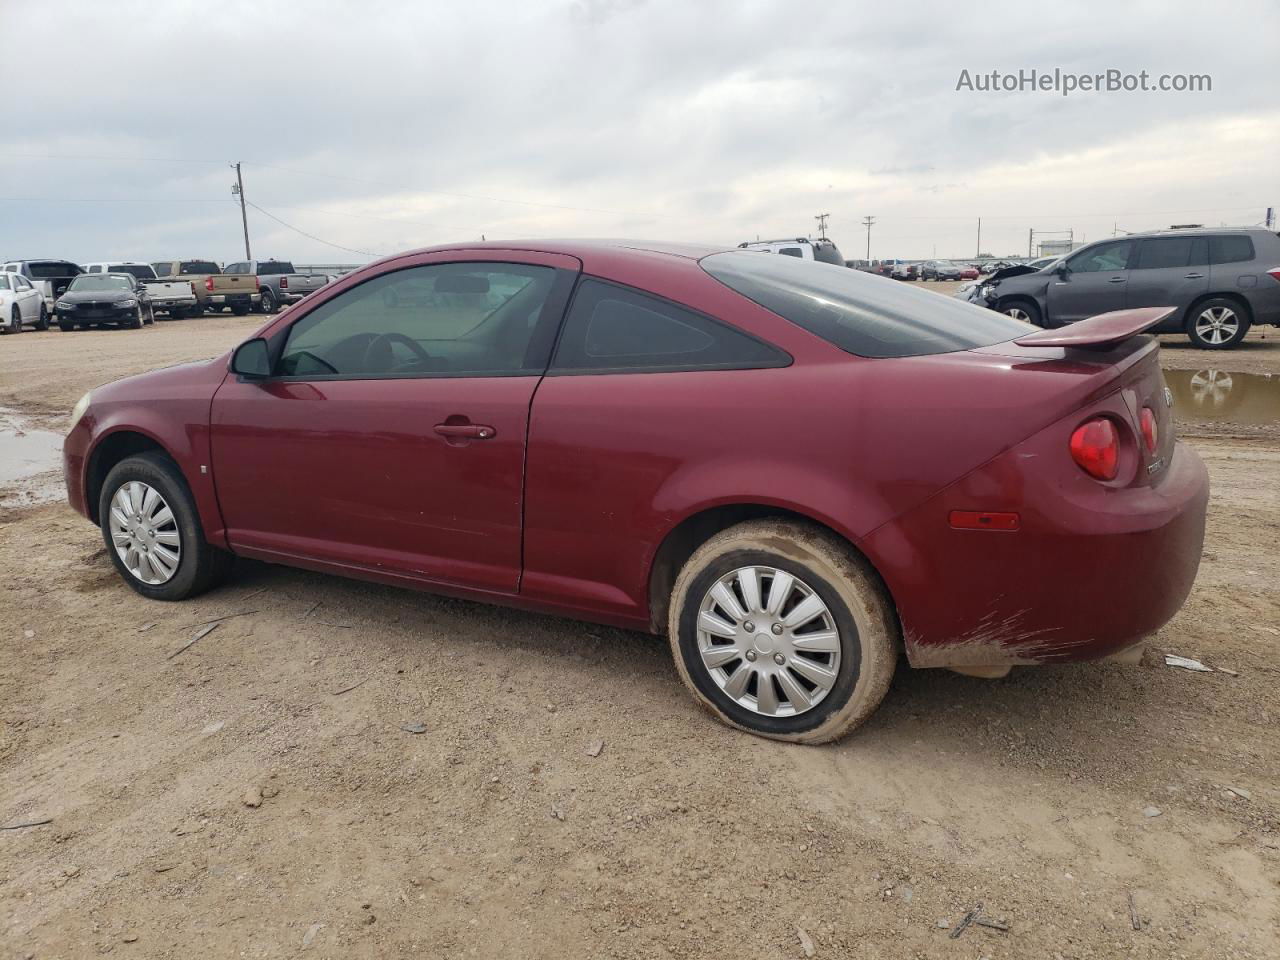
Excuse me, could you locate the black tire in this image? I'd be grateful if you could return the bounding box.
[667,519,897,744]
[5,307,20,334]
[231,302,251,316]
[58,320,74,332]
[98,452,233,601]
[1185,297,1250,350]
[125,307,143,330]
[258,289,277,314]
[35,304,49,331]
[998,298,1043,327]
[143,304,155,325]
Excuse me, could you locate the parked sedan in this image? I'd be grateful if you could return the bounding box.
[0,272,49,333]
[55,274,155,330]
[63,241,1208,743]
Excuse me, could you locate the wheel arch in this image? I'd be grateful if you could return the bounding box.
[85,429,179,524]
[1183,291,1254,329]
[646,501,900,635]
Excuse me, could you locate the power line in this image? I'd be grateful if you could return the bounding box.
[244,201,383,258]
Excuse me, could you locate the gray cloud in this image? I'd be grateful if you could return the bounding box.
[1,0,1275,263]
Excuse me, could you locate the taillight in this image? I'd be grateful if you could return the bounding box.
[1069,417,1119,481]
[279,276,288,289]
[253,276,260,290]
[204,276,215,292]
[1267,267,1280,284]
[1139,407,1158,455]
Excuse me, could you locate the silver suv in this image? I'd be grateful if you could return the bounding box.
[978,228,1280,349]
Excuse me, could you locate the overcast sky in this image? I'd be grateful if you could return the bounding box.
[2,0,1276,265]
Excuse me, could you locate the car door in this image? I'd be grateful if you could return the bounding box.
[13,275,40,320]
[1046,239,1134,324]
[1125,236,1208,322]
[209,251,578,594]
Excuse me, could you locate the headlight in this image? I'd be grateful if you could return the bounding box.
[56,301,72,310]
[980,285,995,300]
[119,299,138,308]
[69,392,92,432]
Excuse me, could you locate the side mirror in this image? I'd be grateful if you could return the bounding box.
[1055,263,1070,278]
[231,338,271,379]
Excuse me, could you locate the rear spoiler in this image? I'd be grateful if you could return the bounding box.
[1013,306,1175,349]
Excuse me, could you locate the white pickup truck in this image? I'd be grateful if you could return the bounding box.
[223,259,329,314]
[1,260,84,312]
[82,262,198,319]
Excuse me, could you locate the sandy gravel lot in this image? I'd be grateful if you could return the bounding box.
[1,312,1277,959]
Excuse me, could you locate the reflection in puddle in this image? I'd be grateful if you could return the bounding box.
[1164,369,1280,425]
[0,408,64,507]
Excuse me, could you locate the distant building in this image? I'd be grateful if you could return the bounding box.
[1037,239,1083,257]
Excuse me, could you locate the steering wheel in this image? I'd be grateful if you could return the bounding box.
[362,332,433,371]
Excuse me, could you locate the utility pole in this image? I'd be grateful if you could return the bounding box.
[1028,228,1033,257]
[814,212,830,239]
[231,162,251,260]
[861,215,876,259]
[975,217,982,257]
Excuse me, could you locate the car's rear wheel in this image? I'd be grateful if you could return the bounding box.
[668,519,897,744]
[99,453,232,601]
[258,289,277,314]
[1187,299,1249,349]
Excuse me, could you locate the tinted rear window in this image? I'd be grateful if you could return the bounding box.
[26,261,82,279]
[812,242,845,266]
[109,264,156,280]
[180,261,221,274]
[701,250,1029,359]
[1209,235,1255,265]
[256,261,294,275]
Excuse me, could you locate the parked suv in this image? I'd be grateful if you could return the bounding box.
[738,238,846,265]
[984,229,1280,348]
[223,259,328,314]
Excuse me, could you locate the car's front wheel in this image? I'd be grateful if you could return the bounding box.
[1187,298,1250,349]
[668,519,897,744]
[35,304,49,331]
[99,453,232,601]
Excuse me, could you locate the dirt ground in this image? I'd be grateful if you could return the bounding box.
[1,312,1278,959]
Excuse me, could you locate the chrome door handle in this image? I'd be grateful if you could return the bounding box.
[1184,273,1204,279]
[1107,277,1126,283]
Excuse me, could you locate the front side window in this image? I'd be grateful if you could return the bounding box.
[1209,235,1255,264]
[277,262,560,378]
[1068,241,1133,273]
[550,278,788,373]
[0,276,10,291]
[15,276,31,290]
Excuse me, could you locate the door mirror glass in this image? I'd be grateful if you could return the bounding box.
[231,338,271,378]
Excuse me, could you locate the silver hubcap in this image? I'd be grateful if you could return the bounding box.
[108,481,181,584]
[1195,307,1238,345]
[1005,307,1030,323]
[696,566,841,717]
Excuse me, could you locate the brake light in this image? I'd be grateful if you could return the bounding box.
[1069,417,1119,481]
[1267,267,1280,284]
[1140,407,1158,454]
[253,275,260,290]
[204,276,215,292]
[279,276,288,289]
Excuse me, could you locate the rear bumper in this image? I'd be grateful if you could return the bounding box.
[862,437,1209,668]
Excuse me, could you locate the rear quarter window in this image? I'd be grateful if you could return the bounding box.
[701,250,1029,359]
[1209,235,1255,265]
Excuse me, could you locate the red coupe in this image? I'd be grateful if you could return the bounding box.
[63,241,1209,743]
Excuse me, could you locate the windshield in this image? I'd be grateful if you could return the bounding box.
[256,261,295,275]
[179,261,221,274]
[109,264,156,280]
[26,261,82,279]
[701,250,1030,359]
[69,275,134,293]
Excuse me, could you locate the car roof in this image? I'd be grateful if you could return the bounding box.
[386,238,733,265]
[1113,227,1276,239]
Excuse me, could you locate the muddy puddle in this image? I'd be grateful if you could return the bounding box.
[1164,369,1280,425]
[0,408,65,507]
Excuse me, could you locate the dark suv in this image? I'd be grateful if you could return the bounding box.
[982,228,1280,348]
